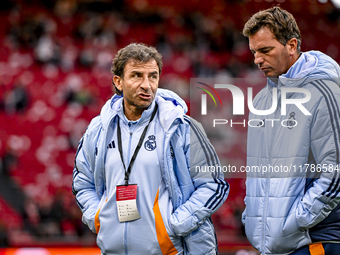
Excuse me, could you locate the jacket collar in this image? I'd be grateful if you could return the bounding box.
[117,100,157,127]
[267,51,340,92]
[278,52,318,88]
[100,88,187,132]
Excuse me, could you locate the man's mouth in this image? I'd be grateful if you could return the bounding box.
[139,93,151,100]
[260,66,271,72]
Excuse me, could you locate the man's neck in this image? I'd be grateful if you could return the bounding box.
[284,52,301,77]
[269,52,301,83]
[123,104,145,121]
[290,52,301,69]
[268,77,279,85]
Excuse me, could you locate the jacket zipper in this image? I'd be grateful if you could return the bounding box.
[103,113,181,254]
[262,91,281,254]
[124,126,133,255]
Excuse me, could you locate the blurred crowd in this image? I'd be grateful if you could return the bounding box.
[1,0,340,250]
[22,189,87,238]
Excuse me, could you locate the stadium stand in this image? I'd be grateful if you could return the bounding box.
[0,0,339,254]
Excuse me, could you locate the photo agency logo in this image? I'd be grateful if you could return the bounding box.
[195,80,312,128]
[196,82,223,114]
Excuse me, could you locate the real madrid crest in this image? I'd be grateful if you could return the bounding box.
[287,112,296,130]
[144,135,156,151]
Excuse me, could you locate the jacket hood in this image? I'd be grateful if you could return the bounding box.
[100,88,188,131]
[278,50,340,88]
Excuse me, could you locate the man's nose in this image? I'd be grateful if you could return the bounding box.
[140,77,150,90]
[254,53,264,65]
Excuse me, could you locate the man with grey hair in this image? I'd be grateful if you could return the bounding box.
[72,43,229,255]
[242,6,340,255]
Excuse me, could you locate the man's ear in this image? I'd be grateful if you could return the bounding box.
[287,38,298,55]
[113,76,123,91]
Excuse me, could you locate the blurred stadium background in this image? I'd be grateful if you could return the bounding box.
[0,0,340,254]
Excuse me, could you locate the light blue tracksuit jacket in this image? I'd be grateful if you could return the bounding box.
[244,51,340,255]
[72,89,229,255]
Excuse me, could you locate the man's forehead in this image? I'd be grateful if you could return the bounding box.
[249,27,278,49]
[125,59,159,72]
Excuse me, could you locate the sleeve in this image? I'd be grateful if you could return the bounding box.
[296,81,340,229]
[72,127,101,234]
[169,117,229,237]
[242,194,246,226]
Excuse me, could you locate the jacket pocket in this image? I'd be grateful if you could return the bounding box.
[183,220,217,255]
[94,190,107,234]
[266,199,311,254]
[153,188,183,255]
[281,196,309,237]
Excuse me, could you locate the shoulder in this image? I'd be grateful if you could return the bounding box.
[313,50,340,73]
[182,115,205,133]
[180,115,209,143]
[299,71,340,102]
[306,79,340,114]
[82,115,103,151]
[86,115,102,135]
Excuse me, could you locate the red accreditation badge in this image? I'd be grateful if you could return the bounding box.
[116,184,141,222]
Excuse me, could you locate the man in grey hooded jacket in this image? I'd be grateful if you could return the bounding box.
[242,6,340,255]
